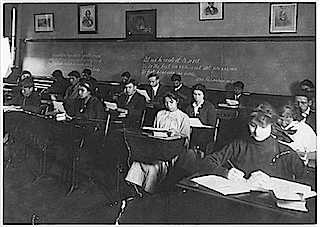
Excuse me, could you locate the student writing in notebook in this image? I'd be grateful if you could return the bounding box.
[195,102,315,189]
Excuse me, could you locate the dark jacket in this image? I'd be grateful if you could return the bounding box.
[198,136,315,188]
[225,93,251,108]
[6,91,41,114]
[74,96,106,135]
[145,84,170,110]
[186,100,217,151]
[117,91,146,128]
[305,111,316,133]
[171,84,192,112]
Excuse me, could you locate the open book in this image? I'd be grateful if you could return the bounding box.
[3,105,23,112]
[104,101,118,110]
[136,89,151,102]
[52,101,66,113]
[142,126,170,138]
[191,175,316,212]
[189,118,214,128]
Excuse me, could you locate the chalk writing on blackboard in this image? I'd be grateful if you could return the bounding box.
[195,76,235,84]
[142,55,237,78]
[48,52,102,72]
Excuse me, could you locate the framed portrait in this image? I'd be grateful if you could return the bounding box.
[270,3,297,33]
[34,14,54,32]
[199,2,224,20]
[126,9,156,40]
[78,4,97,34]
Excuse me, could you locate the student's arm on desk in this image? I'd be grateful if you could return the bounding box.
[196,140,242,177]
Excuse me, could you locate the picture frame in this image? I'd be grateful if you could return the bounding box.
[270,3,297,33]
[126,9,156,40]
[199,2,224,20]
[78,4,97,34]
[34,14,54,32]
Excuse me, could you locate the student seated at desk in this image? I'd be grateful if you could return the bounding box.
[117,79,146,128]
[278,103,316,165]
[125,92,190,194]
[43,69,70,98]
[143,73,170,126]
[225,81,249,108]
[63,70,81,116]
[294,89,316,132]
[72,79,106,137]
[195,102,315,188]
[170,73,192,112]
[186,83,217,151]
[5,77,41,114]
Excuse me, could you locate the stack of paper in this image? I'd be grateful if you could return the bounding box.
[189,118,213,128]
[191,175,316,212]
[142,126,170,138]
[3,105,23,112]
[52,101,66,113]
[136,89,151,102]
[104,101,118,110]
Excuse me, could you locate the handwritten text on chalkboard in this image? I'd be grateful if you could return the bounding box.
[48,52,102,72]
[142,55,237,82]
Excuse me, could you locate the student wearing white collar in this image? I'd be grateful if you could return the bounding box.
[170,73,192,112]
[186,83,217,151]
[294,90,316,132]
[278,103,316,165]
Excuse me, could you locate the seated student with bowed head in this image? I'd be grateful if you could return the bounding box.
[125,92,190,194]
[44,69,70,97]
[117,79,146,128]
[278,103,316,165]
[300,79,316,112]
[72,79,106,137]
[112,71,131,102]
[225,81,249,107]
[63,70,81,116]
[170,73,192,112]
[294,89,316,132]
[81,68,98,93]
[186,83,217,151]
[196,102,315,188]
[5,77,41,114]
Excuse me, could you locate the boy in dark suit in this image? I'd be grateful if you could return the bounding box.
[144,73,170,126]
[117,79,146,128]
[225,81,250,108]
[171,73,192,112]
[295,90,316,132]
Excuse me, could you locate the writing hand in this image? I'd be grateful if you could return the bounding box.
[247,170,270,188]
[168,128,178,137]
[227,168,246,182]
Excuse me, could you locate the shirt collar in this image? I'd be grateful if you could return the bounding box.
[174,84,183,91]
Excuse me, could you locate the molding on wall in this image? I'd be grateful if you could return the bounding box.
[24,36,315,43]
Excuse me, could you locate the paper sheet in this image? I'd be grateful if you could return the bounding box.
[53,101,66,113]
[3,105,23,112]
[104,101,118,110]
[136,89,151,102]
[189,118,214,128]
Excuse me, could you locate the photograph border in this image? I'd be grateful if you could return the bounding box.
[34,13,54,32]
[199,2,224,21]
[270,3,297,33]
[78,4,98,34]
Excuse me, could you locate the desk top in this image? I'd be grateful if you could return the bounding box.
[115,128,187,162]
[176,174,316,220]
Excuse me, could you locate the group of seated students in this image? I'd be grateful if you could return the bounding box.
[4,68,316,195]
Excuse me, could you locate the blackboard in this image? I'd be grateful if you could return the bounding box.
[22,40,315,96]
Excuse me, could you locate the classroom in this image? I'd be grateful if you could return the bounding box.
[2,2,317,224]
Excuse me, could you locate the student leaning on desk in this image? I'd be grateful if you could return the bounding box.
[194,102,315,189]
[5,77,41,114]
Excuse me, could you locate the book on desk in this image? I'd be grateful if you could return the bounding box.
[190,175,316,212]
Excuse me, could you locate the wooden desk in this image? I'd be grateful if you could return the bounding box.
[120,128,187,163]
[4,111,88,196]
[118,175,316,224]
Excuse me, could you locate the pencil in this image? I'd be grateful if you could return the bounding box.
[227,159,235,168]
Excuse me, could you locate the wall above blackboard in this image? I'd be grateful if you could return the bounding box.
[22,38,315,96]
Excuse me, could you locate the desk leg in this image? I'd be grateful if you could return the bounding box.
[66,138,84,197]
[32,147,46,184]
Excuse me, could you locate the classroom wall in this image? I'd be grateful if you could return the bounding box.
[17,2,315,39]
